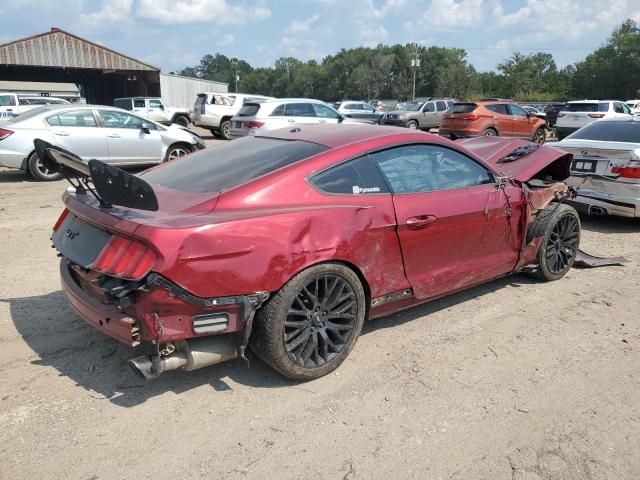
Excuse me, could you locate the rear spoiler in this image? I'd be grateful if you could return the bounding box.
[33,138,159,211]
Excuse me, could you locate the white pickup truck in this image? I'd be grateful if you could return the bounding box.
[113,97,191,127]
[0,92,70,119]
[192,92,273,139]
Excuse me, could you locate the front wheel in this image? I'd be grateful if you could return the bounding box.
[164,144,192,162]
[528,204,580,281]
[27,151,63,181]
[482,127,498,136]
[251,263,367,381]
[406,120,418,130]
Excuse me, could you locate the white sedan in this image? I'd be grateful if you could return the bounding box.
[0,105,205,180]
[556,117,640,218]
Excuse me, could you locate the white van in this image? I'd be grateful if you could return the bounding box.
[0,93,70,119]
[192,93,274,139]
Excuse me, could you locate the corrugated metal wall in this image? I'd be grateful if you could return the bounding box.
[0,30,156,71]
[160,74,228,108]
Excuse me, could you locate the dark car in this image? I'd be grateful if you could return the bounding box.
[544,103,567,128]
[43,124,579,382]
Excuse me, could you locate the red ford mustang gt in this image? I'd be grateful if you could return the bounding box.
[43,124,579,381]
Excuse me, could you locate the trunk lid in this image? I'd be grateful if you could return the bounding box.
[458,136,572,182]
[556,139,640,178]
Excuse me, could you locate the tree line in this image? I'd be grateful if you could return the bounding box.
[178,20,640,102]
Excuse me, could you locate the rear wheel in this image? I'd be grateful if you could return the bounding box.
[165,144,191,162]
[27,151,63,181]
[406,120,418,130]
[220,120,232,140]
[482,127,498,136]
[251,263,367,381]
[533,127,546,144]
[527,204,580,281]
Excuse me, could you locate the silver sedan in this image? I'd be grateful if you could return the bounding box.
[0,105,204,180]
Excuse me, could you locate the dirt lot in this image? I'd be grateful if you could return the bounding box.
[0,140,639,479]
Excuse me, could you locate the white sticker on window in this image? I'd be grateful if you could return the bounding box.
[352,186,381,194]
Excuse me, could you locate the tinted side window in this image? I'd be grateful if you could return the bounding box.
[486,104,509,115]
[148,99,163,109]
[46,115,61,126]
[271,104,285,116]
[114,99,131,110]
[312,155,389,195]
[436,101,447,111]
[133,99,146,108]
[98,110,147,129]
[424,102,436,112]
[55,110,98,127]
[285,103,316,117]
[312,103,339,119]
[599,102,610,112]
[372,145,493,194]
[509,105,528,117]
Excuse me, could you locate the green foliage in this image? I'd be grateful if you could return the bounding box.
[179,19,640,102]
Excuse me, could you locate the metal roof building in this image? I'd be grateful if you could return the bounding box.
[0,28,226,106]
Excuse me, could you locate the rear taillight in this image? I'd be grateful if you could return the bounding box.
[557,113,565,117]
[91,235,157,280]
[611,164,640,179]
[0,128,14,140]
[244,121,265,129]
[460,114,479,121]
[588,113,605,118]
[53,208,70,231]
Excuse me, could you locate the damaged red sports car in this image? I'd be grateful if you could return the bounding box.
[43,124,580,381]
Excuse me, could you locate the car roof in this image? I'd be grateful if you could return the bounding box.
[257,123,450,149]
[259,98,328,104]
[566,100,620,103]
[114,97,160,100]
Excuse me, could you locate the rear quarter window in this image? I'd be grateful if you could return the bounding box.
[566,103,608,112]
[311,155,389,195]
[237,103,261,117]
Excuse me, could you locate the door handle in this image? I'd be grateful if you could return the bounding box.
[319,120,326,123]
[54,131,70,136]
[287,119,295,123]
[406,215,437,230]
[108,134,121,138]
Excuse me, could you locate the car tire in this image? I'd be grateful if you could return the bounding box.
[555,130,565,141]
[174,115,189,127]
[220,120,232,140]
[482,127,498,136]
[527,204,580,281]
[164,143,192,162]
[27,151,63,181]
[251,262,367,381]
[406,120,418,130]
[532,127,546,145]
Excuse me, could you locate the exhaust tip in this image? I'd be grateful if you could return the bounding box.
[588,205,608,216]
[128,356,157,381]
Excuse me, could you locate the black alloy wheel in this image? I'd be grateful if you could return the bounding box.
[284,274,357,368]
[543,213,580,275]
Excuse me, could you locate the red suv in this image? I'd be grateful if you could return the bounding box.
[440,100,547,144]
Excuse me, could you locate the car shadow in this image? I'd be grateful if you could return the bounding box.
[4,273,538,407]
[579,213,639,234]
[0,169,52,183]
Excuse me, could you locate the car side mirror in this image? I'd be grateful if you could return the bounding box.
[338,114,345,123]
[141,122,153,134]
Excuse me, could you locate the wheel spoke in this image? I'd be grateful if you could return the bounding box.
[286,328,310,352]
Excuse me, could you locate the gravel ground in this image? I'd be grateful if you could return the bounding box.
[0,134,638,480]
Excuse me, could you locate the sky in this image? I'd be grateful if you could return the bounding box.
[1,0,639,74]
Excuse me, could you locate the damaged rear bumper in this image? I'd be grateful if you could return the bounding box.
[60,258,270,376]
[567,175,640,218]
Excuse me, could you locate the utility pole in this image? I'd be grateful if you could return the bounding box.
[232,59,239,92]
[411,46,420,101]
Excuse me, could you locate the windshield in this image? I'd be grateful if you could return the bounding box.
[141,137,328,193]
[567,121,640,143]
[403,102,424,111]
